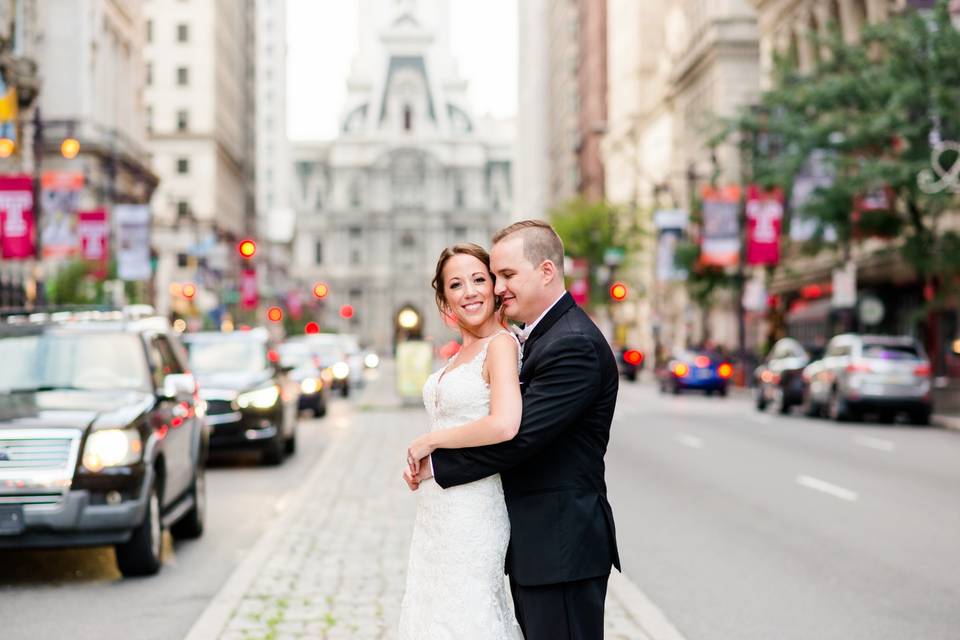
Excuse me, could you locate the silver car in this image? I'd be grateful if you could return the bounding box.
[803,334,932,424]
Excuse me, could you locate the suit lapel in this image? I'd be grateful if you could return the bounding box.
[522,292,576,360]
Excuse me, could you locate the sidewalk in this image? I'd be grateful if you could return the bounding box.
[185,364,685,640]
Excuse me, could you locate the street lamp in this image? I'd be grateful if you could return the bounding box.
[397,308,419,329]
[60,137,80,159]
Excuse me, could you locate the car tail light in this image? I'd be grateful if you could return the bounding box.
[673,363,689,377]
[760,370,780,384]
[267,349,280,363]
[694,355,710,368]
[718,363,733,379]
[914,363,931,377]
[624,349,643,365]
[846,363,872,374]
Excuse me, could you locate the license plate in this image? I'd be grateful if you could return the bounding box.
[0,505,25,536]
[697,370,712,379]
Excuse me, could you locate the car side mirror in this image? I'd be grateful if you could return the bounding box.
[162,373,196,399]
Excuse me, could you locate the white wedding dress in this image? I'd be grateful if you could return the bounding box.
[398,331,524,640]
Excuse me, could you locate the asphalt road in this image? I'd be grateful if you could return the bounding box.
[0,398,349,640]
[607,379,960,640]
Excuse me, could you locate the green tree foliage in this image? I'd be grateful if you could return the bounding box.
[719,1,960,302]
[549,197,641,308]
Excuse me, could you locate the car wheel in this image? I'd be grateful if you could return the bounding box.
[340,384,350,398]
[828,390,855,423]
[313,400,327,418]
[115,481,163,577]
[778,392,791,415]
[671,382,681,395]
[910,409,931,426]
[285,430,297,455]
[262,429,286,465]
[756,389,768,411]
[171,467,206,540]
[718,386,728,398]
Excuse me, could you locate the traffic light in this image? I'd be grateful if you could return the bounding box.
[304,321,320,334]
[312,282,329,298]
[267,306,283,322]
[60,137,80,159]
[0,138,14,158]
[339,304,354,319]
[609,282,628,301]
[624,349,643,366]
[238,239,256,258]
[181,283,197,299]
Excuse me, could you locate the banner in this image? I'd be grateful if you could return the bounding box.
[395,340,434,403]
[41,171,84,258]
[700,186,741,267]
[77,209,109,278]
[790,150,837,242]
[114,204,151,281]
[240,268,258,310]
[745,185,784,265]
[0,175,35,260]
[654,209,688,281]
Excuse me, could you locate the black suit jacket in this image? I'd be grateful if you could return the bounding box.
[432,292,621,587]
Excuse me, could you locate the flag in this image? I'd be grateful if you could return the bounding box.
[0,175,35,259]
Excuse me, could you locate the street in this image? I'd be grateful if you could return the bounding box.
[0,397,335,640]
[609,378,960,640]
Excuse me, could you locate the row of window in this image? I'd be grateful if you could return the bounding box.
[145,107,190,133]
[147,63,190,87]
[311,228,469,266]
[146,20,189,44]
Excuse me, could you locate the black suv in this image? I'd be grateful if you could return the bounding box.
[181,329,299,465]
[0,309,208,577]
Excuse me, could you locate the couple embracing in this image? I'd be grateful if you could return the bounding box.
[398,220,621,639]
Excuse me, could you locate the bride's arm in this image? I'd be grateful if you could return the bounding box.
[407,334,521,463]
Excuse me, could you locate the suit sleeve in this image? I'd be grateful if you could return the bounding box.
[431,333,601,489]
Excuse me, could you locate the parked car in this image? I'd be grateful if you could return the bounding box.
[617,347,644,382]
[0,308,208,577]
[753,338,813,414]
[802,333,932,424]
[334,333,366,390]
[182,329,299,463]
[658,350,733,396]
[278,340,329,417]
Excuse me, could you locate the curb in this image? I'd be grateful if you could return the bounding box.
[183,431,347,640]
[609,572,688,640]
[933,414,960,431]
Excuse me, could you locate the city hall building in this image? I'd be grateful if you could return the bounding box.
[291,0,513,352]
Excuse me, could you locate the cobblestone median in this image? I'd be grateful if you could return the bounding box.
[192,372,657,639]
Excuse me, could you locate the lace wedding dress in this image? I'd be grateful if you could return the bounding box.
[398,331,523,640]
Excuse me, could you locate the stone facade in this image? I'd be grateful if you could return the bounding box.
[290,0,512,352]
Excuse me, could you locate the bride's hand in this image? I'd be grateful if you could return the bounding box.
[406,433,435,474]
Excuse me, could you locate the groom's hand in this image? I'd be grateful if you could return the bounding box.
[415,456,433,483]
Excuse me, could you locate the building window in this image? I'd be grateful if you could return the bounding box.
[400,232,415,248]
[349,226,362,239]
[350,249,361,265]
[146,19,153,43]
[146,62,152,86]
[177,252,188,268]
[314,241,323,265]
[176,200,190,219]
[176,158,189,174]
[177,23,189,42]
[177,66,189,86]
[454,182,465,208]
[453,226,467,239]
[176,110,188,131]
[146,106,153,133]
[349,183,362,208]
[403,105,413,131]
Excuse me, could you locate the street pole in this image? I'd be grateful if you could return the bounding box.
[31,104,44,307]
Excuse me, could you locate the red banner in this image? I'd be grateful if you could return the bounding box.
[240,268,258,310]
[700,185,741,267]
[0,175,36,260]
[745,185,784,265]
[77,209,109,278]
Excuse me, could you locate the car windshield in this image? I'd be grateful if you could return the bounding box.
[862,342,920,360]
[279,343,314,368]
[185,339,267,373]
[0,332,151,392]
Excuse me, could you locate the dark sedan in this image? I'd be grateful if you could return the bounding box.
[182,329,299,464]
[658,350,733,396]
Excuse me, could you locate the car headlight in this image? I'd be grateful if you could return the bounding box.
[300,378,320,394]
[236,385,280,409]
[364,353,380,369]
[83,429,143,472]
[331,362,350,380]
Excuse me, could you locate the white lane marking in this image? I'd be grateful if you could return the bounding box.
[675,434,704,449]
[796,475,859,502]
[853,436,895,452]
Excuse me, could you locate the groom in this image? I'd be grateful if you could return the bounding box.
[407,219,621,639]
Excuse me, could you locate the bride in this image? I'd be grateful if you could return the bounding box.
[398,243,524,639]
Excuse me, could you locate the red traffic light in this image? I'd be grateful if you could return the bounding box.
[238,239,257,258]
[305,321,320,334]
[610,282,628,301]
[181,283,197,299]
[267,306,283,322]
[312,282,329,298]
[624,349,643,366]
[339,304,354,319]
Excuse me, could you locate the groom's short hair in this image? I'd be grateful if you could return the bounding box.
[493,220,564,275]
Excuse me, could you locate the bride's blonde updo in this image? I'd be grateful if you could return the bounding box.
[431,243,501,318]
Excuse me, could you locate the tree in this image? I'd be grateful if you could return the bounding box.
[549,197,642,309]
[719,1,960,319]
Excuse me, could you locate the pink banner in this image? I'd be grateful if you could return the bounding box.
[745,185,783,266]
[240,268,258,311]
[0,175,36,260]
[77,209,109,278]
